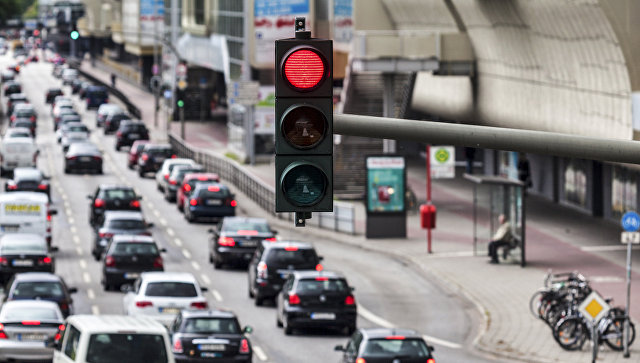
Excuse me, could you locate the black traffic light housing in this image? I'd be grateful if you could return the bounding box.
[275,18,333,223]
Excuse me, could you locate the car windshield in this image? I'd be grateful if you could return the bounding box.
[86,333,168,363]
[148,148,172,156]
[13,281,65,298]
[107,219,146,229]
[297,278,349,293]
[266,248,318,268]
[183,318,240,334]
[104,189,136,200]
[363,338,431,358]
[1,306,59,321]
[7,131,30,138]
[69,125,88,132]
[112,242,158,255]
[144,282,197,297]
[126,124,147,132]
[223,220,271,233]
[0,242,46,254]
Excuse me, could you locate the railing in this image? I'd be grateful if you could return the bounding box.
[169,134,356,235]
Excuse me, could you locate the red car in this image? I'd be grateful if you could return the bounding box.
[177,173,220,212]
[128,140,150,169]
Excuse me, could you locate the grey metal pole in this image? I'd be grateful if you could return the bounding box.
[180,106,185,140]
[169,0,179,138]
[591,323,598,363]
[334,114,640,165]
[624,240,632,358]
[153,1,159,127]
[382,73,396,153]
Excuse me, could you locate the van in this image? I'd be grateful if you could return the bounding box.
[52,315,174,363]
[0,192,56,246]
[0,137,38,175]
[85,86,108,109]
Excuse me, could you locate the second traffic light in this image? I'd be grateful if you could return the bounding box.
[275,22,333,215]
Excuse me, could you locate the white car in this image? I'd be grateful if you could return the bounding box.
[123,272,209,326]
[155,158,196,192]
[61,68,78,85]
[62,131,89,152]
[0,137,38,175]
[4,127,33,139]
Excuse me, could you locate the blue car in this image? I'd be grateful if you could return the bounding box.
[184,183,236,223]
[85,85,109,109]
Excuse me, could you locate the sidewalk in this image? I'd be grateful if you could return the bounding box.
[83,61,640,362]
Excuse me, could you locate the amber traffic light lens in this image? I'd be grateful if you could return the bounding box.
[281,106,327,149]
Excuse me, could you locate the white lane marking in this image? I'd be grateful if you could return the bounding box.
[358,306,462,349]
[87,289,95,300]
[191,261,201,271]
[76,247,83,256]
[166,228,175,237]
[91,305,100,315]
[153,210,160,217]
[212,290,223,302]
[159,218,167,226]
[146,201,155,209]
[427,251,475,258]
[79,259,87,269]
[83,272,91,284]
[73,235,80,244]
[174,238,183,247]
[590,276,625,283]
[182,249,192,259]
[64,201,70,208]
[70,226,77,234]
[61,194,68,200]
[581,245,640,252]
[68,217,75,225]
[65,208,72,216]
[200,274,211,285]
[253,346,268,361]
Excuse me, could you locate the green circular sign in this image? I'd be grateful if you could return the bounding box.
[434,148,450,163]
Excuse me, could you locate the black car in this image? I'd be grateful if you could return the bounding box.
[115,120,150,150]
[70,78,83,94]
[276,270,357,335]
[164,164,204,202]
[45,87,63,103]
[64,142,103,174]
[101,235,165,291]
[10,104,36,123]
[208,217,277,269]
[85,85,109,109]
[184,183,236,223]
[104,112,130,134]
[169,309,253,363]
[248,241,322,306]
[3,272,77,317]
[0,234,55,283]
[335,328,436,363]
[6,93,28,115]
[88,184,142,227]
[137,144,175,176]
[3,81,21,96]
[77,81,92,98]
[93,211,153,260]
[5,167,50,199]
[97,104,123,128]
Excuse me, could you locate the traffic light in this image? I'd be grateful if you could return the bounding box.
[70,30,79,40]
[177,99,184,108]
[275,18,333,223]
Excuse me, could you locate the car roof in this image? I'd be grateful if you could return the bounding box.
[0,192,47,203]
[360,328,423,340]
[65,315,168,334]
[180,309,237,319]
[262,240,314,249]
[13,167,41,179]
[1,299,62,312]
[222,216,268,225]
[1,136,34,144]
[98,184,134,191]
[111,235,155,243]
[47,87,62,92]
[104,211,144,220]
[163,158,194,166]
[140,272,198,284]
[12,272,62,282]
[0,233,46,245]
[293,270,345,279]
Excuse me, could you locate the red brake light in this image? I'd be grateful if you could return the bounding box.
[190,301,208,309]
[10,115,15,121]
[284,246,298,251]
[142,154,149,161]
[172,336,183,353]
[47,214,52,222]
[0,324,6,339]
[355,359,366,363]
[54,324,65,341]
[164,174,169,180]
[237,230,258,236]
[153,256,163,268]
[30,116,35,121]
[7,184,17,190]
[257,261,267,279]
[116,131,122,137]
[197,176,208,181]
[99,232,114,239]
[0,257,7,265]
[39,257,52,264]
[288,294,301,305]
[230,200,237,207]
[239,338,250,353]
[427,359,435,363]
[385,336,405,340]
[218,236,235,247]
[316,264,323,271]
[264,237,277,242]
[183,184,191,192]
[22,321,41,325]
[135,301,153,308]
[315,277,329,281]
[207,186,220,192]
[105,256,116,267]
[345,295,355,305]
[284,49,327,89]
[94,198,105,208]
[38,184,47,190]
[130,200,140,208]
[189,198,198,206]
[169,179,177,185]
[171,154,177,158]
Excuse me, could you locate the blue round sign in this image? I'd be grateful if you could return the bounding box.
[621,211,640,232]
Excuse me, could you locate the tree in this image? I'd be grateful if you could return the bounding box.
[23,0,39,19]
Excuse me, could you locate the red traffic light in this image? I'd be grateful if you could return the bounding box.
[283,49,328,90]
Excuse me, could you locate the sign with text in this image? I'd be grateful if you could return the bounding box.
[253,0,310,66]
[431,146,455,179]
[366,156,405,213]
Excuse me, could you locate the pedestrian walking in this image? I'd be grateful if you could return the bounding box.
[111,73,116,88]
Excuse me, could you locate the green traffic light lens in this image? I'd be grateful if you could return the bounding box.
[281,105,327,149]
[70,31,79,40]
[281,163,327,207]
[177,100,184,108]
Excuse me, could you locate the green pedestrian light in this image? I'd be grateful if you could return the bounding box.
[177,100,184,108]
[70,31,79,40]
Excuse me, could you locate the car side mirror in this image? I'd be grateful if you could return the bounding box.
[160,248,167,253]
[146,222,154,228]
[49,209,58,216]
[49,246,59,253]
[318,256,324,261]
[200,286,208,292]
[271,229,278,235]
[350,286,355,292]
[428,345,435,352]
[207,228,214,233]
[243,325,253,334]
[86,195,92,200]
[334,345,345,352]
[137,196,143,200]
[68,287,78,294]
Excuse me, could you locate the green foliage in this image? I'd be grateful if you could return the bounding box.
[23,0,39,19]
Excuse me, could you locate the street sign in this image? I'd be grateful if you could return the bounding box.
[226,81,260,106]
[177,63,187,77]
[177,79,187,90]
[430,146,455,179]
[621,231,640,244]
[163,89,172,99]
[621,211,640,232]
[578,291,610,324]
[152,63,159,75]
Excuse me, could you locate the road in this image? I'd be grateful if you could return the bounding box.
[1,55,501,362]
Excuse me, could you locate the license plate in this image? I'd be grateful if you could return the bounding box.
[20,333,46,341]
[160,307,180,314]
[311,312,336,320]
[240,240,256,247]
[198,344,225,351]
[1,225,19,232]
[129,133,139,139]
[124,273,139,279]
[200,352,222,358]
[206,199,222,206]
[155,157,166,162]
[80,156,91,162]
[12,259,33,267]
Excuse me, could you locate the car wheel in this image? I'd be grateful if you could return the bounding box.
[115,144,121,151]
[283,315,292,335]
[127,163,133,170]
[64,167,70,174]
[138,169,145,177]
[186,212,195,223]
[213,256,222,270]
[255,295,264,306]
[345,324,356,336]
[277,312,283,327]
[96,168,103,175]
[248,284,255,298]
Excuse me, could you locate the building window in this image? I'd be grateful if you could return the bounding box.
[194,0,205,25]
[612,166,637,219]
[564,159,588,208]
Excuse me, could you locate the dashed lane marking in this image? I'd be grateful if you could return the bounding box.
[87,289,95,300]
[174,238,183,247]
[146,201,155,209]
[212,290,223,302]
[200,274,211,285]
[73,236,80,244]
[153,210,160,218]
[68,217,74,225]
[191,261,201,271]
[76,247,83,256]
[159,218,167,226]
[182,249,192,259]
[83,272,91,284]
[70,226,77,234]
[253,346,268,362]
[166,228,175,237]
[79,259,87,269]
[91,305,100,315]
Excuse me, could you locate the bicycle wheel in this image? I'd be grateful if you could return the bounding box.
[554,317,588,351]
[603,317,635,351]
[529,290,546,318]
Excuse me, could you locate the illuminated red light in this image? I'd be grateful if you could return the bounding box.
[288,294,301,305]
[190,199,198,206]
[190,301,208,309]
[385,336,405,340]
[42,257,52,264]
[207,186,220,192]
[355,359,365,363]
[130,200,140,208]
[284,246,298,251]
[230,200,237,207]
[218,237,235,247]
[183,184,191,192]
[345,295,355,305]
[427,359,435,363]
[94,198,105,208]
[315,264,323,271]
[237,230,258,236]
[264,237,277,242]
[315,277,328,281]
[239,338,250,354]
[22,321,41,325]
[284,49,326,89]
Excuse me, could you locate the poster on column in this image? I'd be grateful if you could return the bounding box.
[253,0,310,66]
[139,0,164,46]
[366,156,405,213]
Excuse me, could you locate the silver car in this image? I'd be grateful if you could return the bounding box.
[0,300,64,361]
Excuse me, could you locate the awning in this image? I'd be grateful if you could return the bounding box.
[177,33,230,83]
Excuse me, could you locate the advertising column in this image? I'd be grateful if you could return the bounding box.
[365,156,406,238]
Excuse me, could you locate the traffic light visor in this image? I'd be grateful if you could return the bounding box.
[283,49,328,90]
[281,105,327,149]
[281,163,328,207]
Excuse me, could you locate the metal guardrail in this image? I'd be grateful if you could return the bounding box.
[169,134,356,235]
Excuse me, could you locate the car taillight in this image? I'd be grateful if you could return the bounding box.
[190,301,208,309]
[288,294,301,305]
[94,198,105,208]
[10,115,15,121]
[427,359,435,363]
[105,256,116,267]
[116,131,122,137]
[60,303,68,312]
[257,261,267,279]
[39,257,52,264]
[99,232,113,239]
[264,237,277,242]
[207,186,220,192]
[47,214,52,222]
[239,338,250,354]
[172,336,183,353]
[229,200,237,207]
[30,116,35,122]
[153,256,163,268]
[316,277,329,281]
[164,174,169,180]
[7,184,17,190]
[54,324,65,341]
[355,359,366,363]
[284,246,298,251]
[0,324,6,339]
[93,156,102,161]
[385,336,405,340]
[169,179,177,185]
[142,154,149,161]
[171,154,177,158]
[189,198,198,206]
[0,257,7,265]
[183,184,191,192]
[345,295,356,305]
[316,264,324,271]
[21,321,41,325]
[218,236,235,247]
[38,184,47,190]
[135,301,153,308]
[130,200,140,208]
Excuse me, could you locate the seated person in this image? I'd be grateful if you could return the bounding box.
[488,214,513,264]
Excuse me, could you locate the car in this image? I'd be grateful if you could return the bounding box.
[85,85,109,109]
[51,315,174,363]
[169,309,253,363]
[208,217,277,269]
[138,144,175,177]
[10,103,36,123]
[1,69,15,82]
[5,167,50,199]
[334,328,436,363]
[55,112,82,132]
[0,300,65,362]
[61,132,89,152]
[64,142,103,174]
[3,127,32,139]
[70,78,83,94]
[57,121,88,144]
[102,235,165,291]
[0,137,38,175]
[9,119,36,137]
[6,93,28,115]
[51,96,73,112]
[88,185,142,227]
[128,140,149,169]
[3,272,78,317]
[156,158,197,192]
[276,270,357,335]
[52,64,65,78]
[176,173,221,212]
[184,183,236,223]
[77,80,92,98]
[3,81,21,96]
[122,272,209,326]
[96,103,123,128]
[115,120,149,150]
[164,164,205,202]
[61,68,78,85]
[0,233,55,283]
[93,211,153,260]
[45,87,63,103]
[248,241,323,306]
[104,112,130,134]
